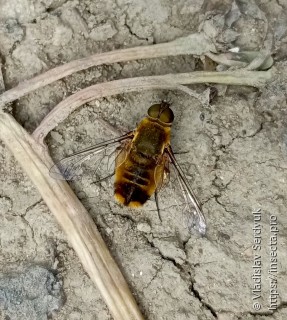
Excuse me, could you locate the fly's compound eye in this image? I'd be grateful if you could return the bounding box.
[148,104,161,119]
[148,103,174,124]
[159,107,174,124]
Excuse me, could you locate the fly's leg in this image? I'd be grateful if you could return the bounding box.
[172,150,189,155]
[154,191,162,222]
[92,171,115,184]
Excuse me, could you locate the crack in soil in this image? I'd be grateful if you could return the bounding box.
[204,119,266,213]
[124,15,149,41]
[106,203,219,317]
[189,282,218,318]
[141,261,164,291]
[145,236,218,318]
[23,199,43,217]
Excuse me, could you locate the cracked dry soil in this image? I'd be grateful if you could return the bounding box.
[0,0,287,320]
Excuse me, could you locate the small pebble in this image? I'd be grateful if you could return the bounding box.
[136,222,151,233]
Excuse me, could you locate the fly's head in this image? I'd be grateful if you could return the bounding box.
[147,101,174,126]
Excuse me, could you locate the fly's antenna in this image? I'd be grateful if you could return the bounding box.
[161,98,172,107]
[160,100,172,114]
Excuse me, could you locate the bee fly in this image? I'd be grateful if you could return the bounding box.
[50,102,206,234]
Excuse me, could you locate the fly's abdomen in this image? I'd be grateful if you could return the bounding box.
[114,160,156,207]
[114,117,170,207]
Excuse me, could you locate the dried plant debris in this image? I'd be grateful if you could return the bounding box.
[225,1,241,28]
[206,50,274,70]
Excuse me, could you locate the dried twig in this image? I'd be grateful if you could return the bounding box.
[0,33,215,108]
[0,112,145,320]
[33,69,273,144]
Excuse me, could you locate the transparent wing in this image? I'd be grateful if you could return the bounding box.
[165,146,206,235]
[50,132,133,181]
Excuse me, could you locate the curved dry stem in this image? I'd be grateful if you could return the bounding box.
[0,33,215,108]
[33,69,272,144]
